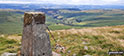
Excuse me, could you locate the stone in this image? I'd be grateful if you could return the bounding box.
[24,12,45,27]
[1,52,17,56]
[72,53,76,56]
[21,12,52,56]
[84,54,91,56]
[52,51,61,56]
[67,50,71,53]
[0,34,5,37]
[84,46,88,50]
[82,42,89,45]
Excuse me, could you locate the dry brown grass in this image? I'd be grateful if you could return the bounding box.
[50,25,124,56]
[3,25,124,56]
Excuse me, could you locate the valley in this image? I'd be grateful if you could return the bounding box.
[0,4,124,56]
[0,9,124,34]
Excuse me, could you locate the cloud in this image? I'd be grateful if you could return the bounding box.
[0,0,31,4]
[0,0,123,5]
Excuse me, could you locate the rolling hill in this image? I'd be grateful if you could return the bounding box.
[0,9,124,34]
[0,9,23,34]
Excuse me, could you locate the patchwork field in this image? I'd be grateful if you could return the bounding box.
[0,9,124,34]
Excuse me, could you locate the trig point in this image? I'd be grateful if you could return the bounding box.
[21,12,52,56]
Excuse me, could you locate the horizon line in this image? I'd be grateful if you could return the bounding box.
[0,3,124,6]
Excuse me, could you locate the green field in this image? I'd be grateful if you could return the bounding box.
[0,36,20,55]
[0,9,124,34]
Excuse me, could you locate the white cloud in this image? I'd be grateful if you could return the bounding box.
[101,0,118,2]
[0,1,31,4]
[0,0,123,5]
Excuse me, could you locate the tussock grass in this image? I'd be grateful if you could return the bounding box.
[0,37,20,55]
[0,25,124,56]
[50,25,124,56]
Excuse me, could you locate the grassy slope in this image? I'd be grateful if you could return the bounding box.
[0,9,124,34]
[0,10,23,34]
[0,36,20,55]
[58,9,124,26]
[50,25,124,56]
[0,25,124,56]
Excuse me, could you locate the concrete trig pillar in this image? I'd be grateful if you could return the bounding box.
[21,12,52,56]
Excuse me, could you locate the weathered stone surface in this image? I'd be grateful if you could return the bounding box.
[24,12,45,27]
[21,12,52,56]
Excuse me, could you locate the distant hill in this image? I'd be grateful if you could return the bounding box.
[38,9,124,27]
[0,9,124,34]
[0,4,124,10]
[0,9,23,34]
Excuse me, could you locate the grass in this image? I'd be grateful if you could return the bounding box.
[0,25,124,56]
[0,9,124,55]
[48,24,83,30]
[0,10,23,34]
[49,25,124,56]
[0,36,20,55]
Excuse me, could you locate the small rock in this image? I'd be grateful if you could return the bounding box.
[52,51,61,56]
[1,52,17,56]
[84,46,88,50]
[82,42,89,45]
[67,50,71,53]
[84,54,91,56]
[73,53,76,56]
[19,42,21,44]
[55,44,66,53]
[0,35,5,37]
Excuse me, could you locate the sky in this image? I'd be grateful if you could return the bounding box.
[0,0,124,5]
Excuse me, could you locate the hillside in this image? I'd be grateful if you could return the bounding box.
[0,25,124,56]
[42,9,124,27]
[50,25,124,56]
[0,9,23,34]
[0,9,124,34]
